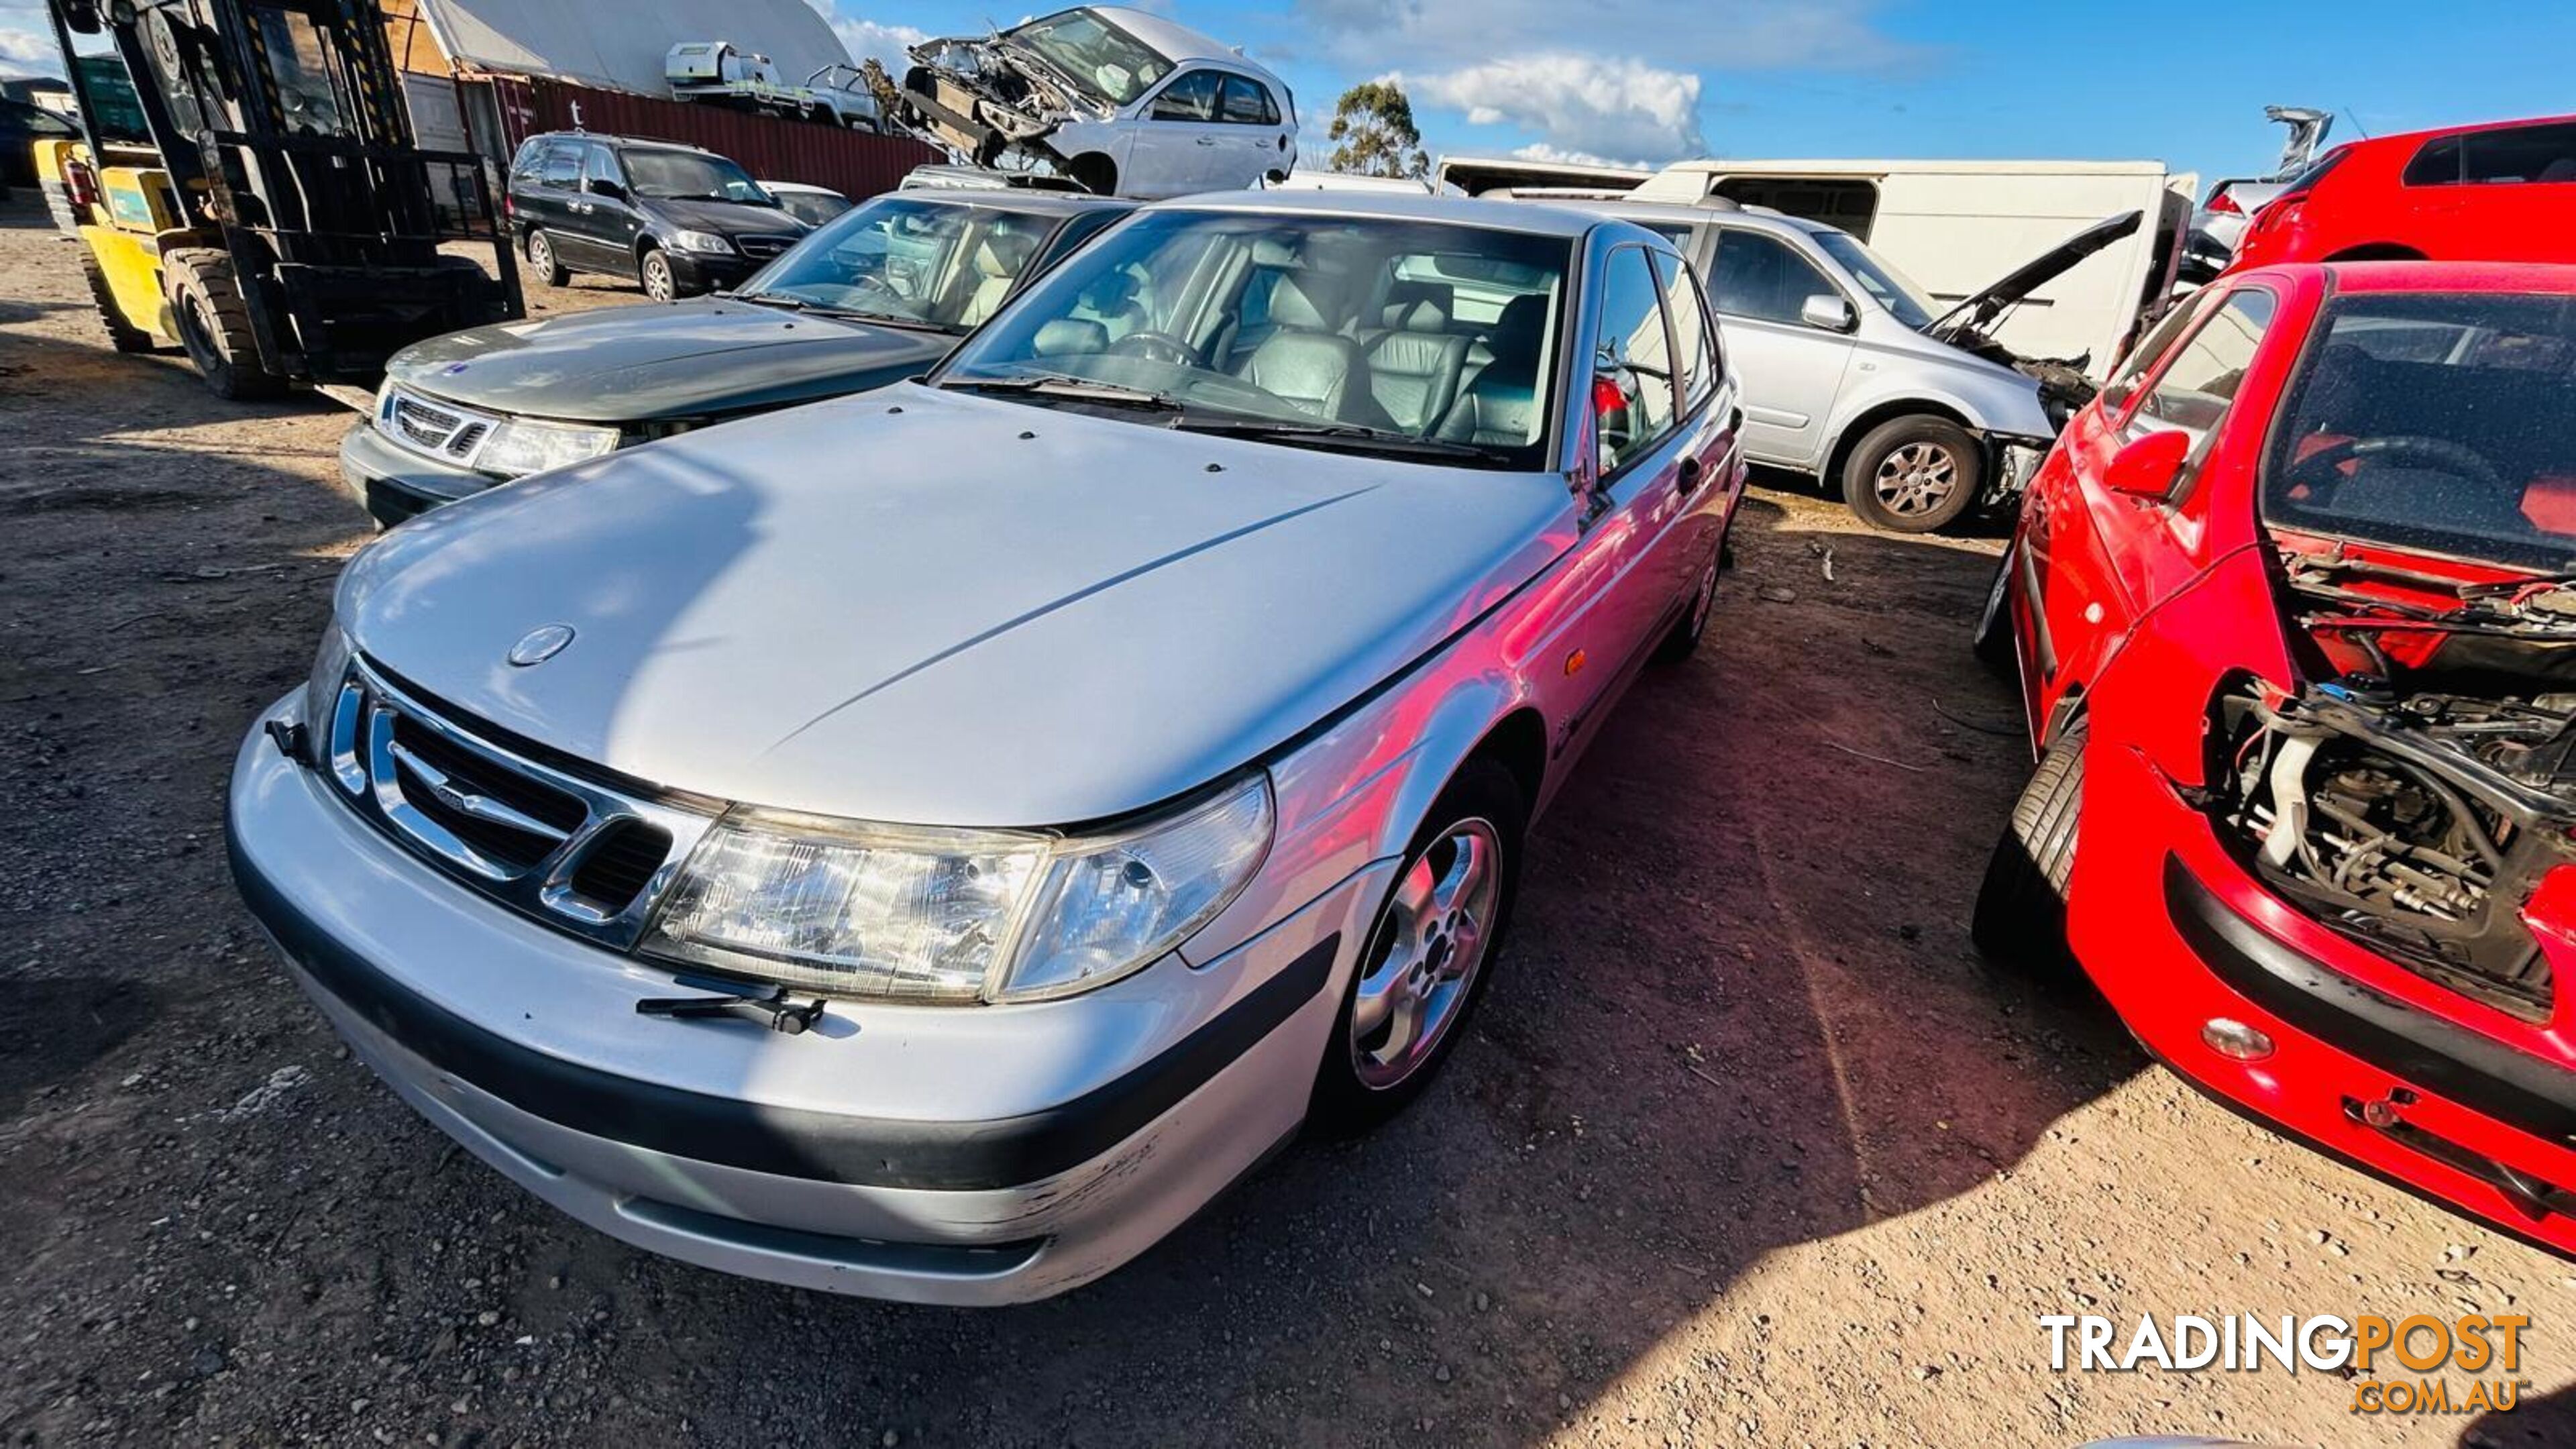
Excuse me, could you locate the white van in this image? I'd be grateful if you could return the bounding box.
[1630,159,2198,378]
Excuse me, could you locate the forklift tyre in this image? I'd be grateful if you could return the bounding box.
[166,250,285,401]
[79,250,156,354]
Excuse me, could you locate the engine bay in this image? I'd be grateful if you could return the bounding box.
[2202,548,2576,1021]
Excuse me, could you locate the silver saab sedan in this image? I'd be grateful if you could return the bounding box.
[226,191,1747,1305]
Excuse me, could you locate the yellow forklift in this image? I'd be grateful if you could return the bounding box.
[32,0,520,399]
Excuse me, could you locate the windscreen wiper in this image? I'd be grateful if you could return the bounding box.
[938,374,1183,410]
[1169,415,1497,462]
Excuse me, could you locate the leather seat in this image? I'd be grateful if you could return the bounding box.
[1368,330,1468,434]
[1441,294,1550,448]
[1238,271,1377,421]
[950,229,1040,329]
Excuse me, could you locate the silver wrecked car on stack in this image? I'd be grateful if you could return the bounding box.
[227,192,1746,1303]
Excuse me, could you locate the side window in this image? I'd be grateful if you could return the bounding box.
[1652,251,1719,412]
[2462,123,2576,184]
[1708,230,1840,327]
[1217,74,1278,125]
[582,144,623,191]
[510,140,545,182]
[2125,290,2279,450]
[1591,246,1680,474]
[538,143,580,189]
[1148,70,1220,122]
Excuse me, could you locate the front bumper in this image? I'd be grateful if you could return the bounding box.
[667,250,762,292]
[339,421,502,527]
[2073,738,2576,1256]
[226,695,1385,1303]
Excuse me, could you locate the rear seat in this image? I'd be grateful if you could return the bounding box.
[1438,294,1548,449]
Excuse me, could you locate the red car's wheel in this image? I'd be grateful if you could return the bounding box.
[1973,718,2084,974]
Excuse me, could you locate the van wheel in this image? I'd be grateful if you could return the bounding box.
[79,249,154,353]
[524,229,569,286]
[165,249,284,400]
[1310,759,1525,1137]
[1843,416,1981,533]
[1066,154,1118,197]
[1972,718,2086,976]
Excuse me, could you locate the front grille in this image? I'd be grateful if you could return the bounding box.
[737,233,797,260]
[378,386,501,466]
[312,661,717,949]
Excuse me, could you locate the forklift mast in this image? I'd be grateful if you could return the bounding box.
[47,0,520,388]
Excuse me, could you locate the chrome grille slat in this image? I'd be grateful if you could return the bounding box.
[376,386,504,470]
[316,659,716,950]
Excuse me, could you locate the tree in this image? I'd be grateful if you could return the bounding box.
[1327,80,1430,179]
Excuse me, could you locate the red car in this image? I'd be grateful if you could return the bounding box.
[2229,114,2576,270]
[1974,259,2576,1254]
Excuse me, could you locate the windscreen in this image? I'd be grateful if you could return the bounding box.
[623,150,773,205]
[1811,230,1937,330]
[2265,292,2576,568]
[1004,9,1173,106]
[745,198,1059,332]
[939,209,1572,469]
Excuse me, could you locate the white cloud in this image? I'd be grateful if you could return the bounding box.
[0,25,50,66]
[1407,54,1706,164]
[1511,141,1648,170]
[830,17,928,70]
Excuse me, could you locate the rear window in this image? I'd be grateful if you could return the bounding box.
[2404,123,2576,187]
[2265,292,2576,568]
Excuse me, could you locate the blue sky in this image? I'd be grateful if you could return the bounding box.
[814,0,2576,187]
[2,0,2567,189]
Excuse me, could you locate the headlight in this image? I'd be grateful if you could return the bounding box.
[302,624,353,740]
[476,416,621,476]
[672,229,735,256]
[642,774,1273,1003]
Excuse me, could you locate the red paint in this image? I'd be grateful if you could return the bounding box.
[2229,113,2576,271]
[1996,260,2576,1253]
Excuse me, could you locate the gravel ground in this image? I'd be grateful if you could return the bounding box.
[4,196,2574,1447]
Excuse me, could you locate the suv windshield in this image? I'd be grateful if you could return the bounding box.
[1811,230,1937,330]
[2265,292,2576,569]
[1004,8,1173,106]
[936,209,1571,469]
[622,149,774,205]
[745,197,1059,331]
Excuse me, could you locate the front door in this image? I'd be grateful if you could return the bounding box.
[1129,69,1230,197]
[1705,228,1857,468]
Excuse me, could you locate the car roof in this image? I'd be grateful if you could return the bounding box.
[1075,6,1286,85]
[2349,111,2576,152]
[1138,187,1606,239]
[523,130,720,158]
[902,189,1137,219]
[1578,197,1840,239]
[2230,260,2576,295]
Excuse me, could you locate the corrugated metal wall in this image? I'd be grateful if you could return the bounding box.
[486,76,941,201]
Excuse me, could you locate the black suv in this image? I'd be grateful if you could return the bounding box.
[505,131,808,301]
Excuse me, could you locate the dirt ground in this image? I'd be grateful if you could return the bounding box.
[4,196,2574,1448]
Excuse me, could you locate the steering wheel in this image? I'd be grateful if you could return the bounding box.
[2286,435,2507,496]
[1108,330,1199,367]
[845,273,910,309]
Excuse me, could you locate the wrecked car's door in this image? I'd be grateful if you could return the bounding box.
[1132,68,1231,196]
[1704,227,1856,468]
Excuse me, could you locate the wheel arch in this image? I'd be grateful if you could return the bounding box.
[1822,396,1977,488]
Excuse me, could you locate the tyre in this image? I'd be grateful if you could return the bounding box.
[164,248,284,400]
[78,248,154,354]
[1972,540,2018,678]
[639,246,677,303]
[1841,415,1982,533]
[1652,538,1722,666]
[523,229,568,286]
[1310,757,1526,1136]
[1972,718,2086,975]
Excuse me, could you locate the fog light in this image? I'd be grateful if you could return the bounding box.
[2202,1017,2275,1061]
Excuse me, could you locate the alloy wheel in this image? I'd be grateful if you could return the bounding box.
[1350,818,1503,1090]
[1872,441,1960,517]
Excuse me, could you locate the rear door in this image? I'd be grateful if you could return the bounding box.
[572,142,643,268]
[527,140,588,259]
[1704,227,1856,468]
[1214,72,1288,188]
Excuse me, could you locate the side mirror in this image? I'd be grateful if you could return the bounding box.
[1799,293,1856,332]
[2105,428,2192,499]
[586,177,627,202]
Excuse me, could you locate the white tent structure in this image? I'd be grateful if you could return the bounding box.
[411,0,853,95]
